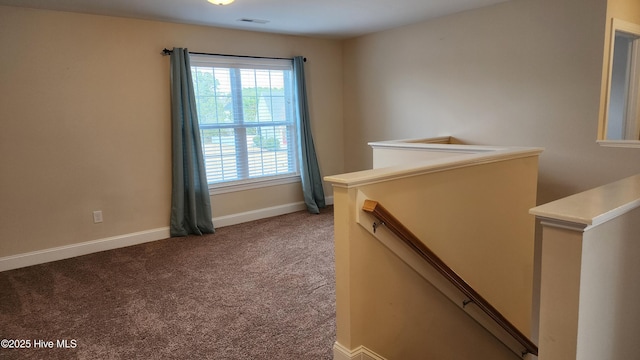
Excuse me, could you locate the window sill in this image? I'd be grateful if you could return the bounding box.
[209,175,301,195]
[597,140,640,148]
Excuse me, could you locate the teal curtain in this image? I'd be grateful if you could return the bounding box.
[293,56,325,214]
[169,48,215,236]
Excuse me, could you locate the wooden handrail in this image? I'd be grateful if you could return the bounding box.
[362,199,538,357]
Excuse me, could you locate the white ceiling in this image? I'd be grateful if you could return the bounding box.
[0,0,510,39]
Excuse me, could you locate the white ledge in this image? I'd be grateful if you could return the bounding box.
[368,138,507,153]
[530,174,640,229]
[325,146,543,188]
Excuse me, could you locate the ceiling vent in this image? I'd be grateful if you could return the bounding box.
[237,18,270,24]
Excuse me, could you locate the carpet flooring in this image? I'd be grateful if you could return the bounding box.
[0,207,335,359]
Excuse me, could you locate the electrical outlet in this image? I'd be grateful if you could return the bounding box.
[93,210,103,223]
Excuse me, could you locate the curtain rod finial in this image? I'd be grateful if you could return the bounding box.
[162,48,172,56]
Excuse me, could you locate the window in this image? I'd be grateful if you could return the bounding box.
[190,55,299,191]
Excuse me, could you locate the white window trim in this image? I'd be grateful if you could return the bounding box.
[209,174,301,195]
[190,53,300,188]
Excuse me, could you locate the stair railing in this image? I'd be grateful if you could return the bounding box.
[362,199,538,357]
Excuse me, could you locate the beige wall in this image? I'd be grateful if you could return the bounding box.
[335,189,517,360]
[607,0,640,22]
[343,0,640,205]
[329,151,539,359]
[0,6,343,257]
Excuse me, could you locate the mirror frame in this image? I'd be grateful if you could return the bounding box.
[598,18,640,148]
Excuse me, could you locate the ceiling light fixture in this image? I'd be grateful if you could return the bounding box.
[208,0,235,5]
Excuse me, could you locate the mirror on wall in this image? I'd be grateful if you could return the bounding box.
[600,19,640,146]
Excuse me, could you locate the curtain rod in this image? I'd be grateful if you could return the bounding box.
[162,48,306,62]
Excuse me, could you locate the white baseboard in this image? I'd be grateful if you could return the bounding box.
[213,196,333,228]
[0,197,334,272]
[213,202,306,227]
[333,342,387,360]
[0,227,170,272]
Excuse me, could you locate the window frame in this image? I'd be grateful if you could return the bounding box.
[189,54,301,193]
